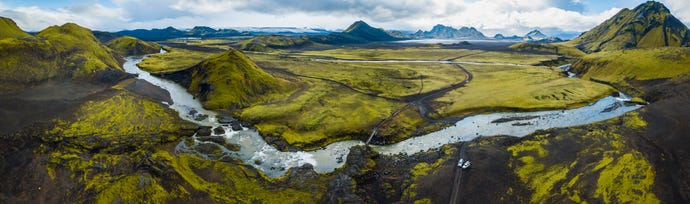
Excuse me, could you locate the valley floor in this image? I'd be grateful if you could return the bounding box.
[2,38,689,203]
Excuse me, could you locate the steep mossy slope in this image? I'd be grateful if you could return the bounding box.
[573,1,690,52]
[0,18,126,93]
[36,23,123,76]
[0,16,33,40]
[572,47,690,95]
[106,36,161,56]
[161,48,289,110]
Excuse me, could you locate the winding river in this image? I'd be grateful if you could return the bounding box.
[123,54,642,178]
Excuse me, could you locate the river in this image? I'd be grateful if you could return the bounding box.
[123,54,642,178]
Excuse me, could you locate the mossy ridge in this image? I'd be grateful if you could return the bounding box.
[186,48,293,110]
[507,111,659,203]
[47,92,186,144]
[0,18,125,93]
[106,36,161,56]
[435,64,615,118]
[41,89,196,202]
[36,23,123,77]
[572,1,690,52]
[240,78,403,147]
[0,16,33,40]
[510,42,586,57]
[239,35,317,52]
[152,151,328,203]
[572,47,690,96]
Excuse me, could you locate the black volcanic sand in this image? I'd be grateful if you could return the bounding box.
[120,78,174,105]
[638,80,690,201]
[0,80,112,135]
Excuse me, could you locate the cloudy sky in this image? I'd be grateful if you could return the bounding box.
[1,0,689,36]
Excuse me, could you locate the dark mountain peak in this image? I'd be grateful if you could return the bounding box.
[634,1,670,13]
[342,20,397,41]
[526,29,545,36]
[344,20,375,33]
[162,26,179,31]
[525,29,547,40]
[191,26,217,32]
[432,24,448,29]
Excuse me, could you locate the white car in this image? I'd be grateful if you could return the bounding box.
[462,161,471,169]
[458,159,471,169]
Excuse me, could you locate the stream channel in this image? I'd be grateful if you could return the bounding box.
[123,54,642,178]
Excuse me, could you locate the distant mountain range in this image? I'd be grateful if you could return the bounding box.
[111,21,574,44]
[113,26,329,41]
[494,30,563,42]
[572,1,690,52]
[414,24,487,39]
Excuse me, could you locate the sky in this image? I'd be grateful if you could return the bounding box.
[1,0,689,36]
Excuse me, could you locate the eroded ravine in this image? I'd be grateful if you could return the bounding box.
[124,54,642,178]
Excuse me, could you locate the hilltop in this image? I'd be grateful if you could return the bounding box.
[343,20,399,41]
[0,17,33,40]
[414,24,487,39]
[0,19,126,94]
[106,36,161,56]
[572,1,690,52]
[524,30,547,41]
[158,49,288,109]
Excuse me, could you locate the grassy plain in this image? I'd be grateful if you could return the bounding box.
[300,47,479,61]
[434,64,615,117]
[299,47,558,65]
[250,53,468,99]
[137,47,216,73]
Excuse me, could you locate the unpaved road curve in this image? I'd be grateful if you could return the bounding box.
[367,64,473,144]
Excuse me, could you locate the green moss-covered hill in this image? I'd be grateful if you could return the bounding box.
[106,36,161,56]
[0,16,33,40]
[573,1,690,52]
[161,48,288,110]
[239,35,315,52]
[0,17,126,93]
